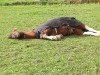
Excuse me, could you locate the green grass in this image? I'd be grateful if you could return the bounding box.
[0,4,100,75]
[0,0,64,6]
[0,0,37,2]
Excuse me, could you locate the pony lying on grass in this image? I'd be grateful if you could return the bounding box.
[8,17,100,40]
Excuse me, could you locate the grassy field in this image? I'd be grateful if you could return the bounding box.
[0,0,64,5]
[0,4,100,75]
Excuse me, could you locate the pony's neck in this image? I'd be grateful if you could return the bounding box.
[19,31,36,39]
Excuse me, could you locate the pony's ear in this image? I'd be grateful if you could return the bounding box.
[13,28,17,32]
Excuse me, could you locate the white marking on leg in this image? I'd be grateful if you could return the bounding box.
[41,34,63,40]
[83,32,100,36]
[48,36,58,40]
[85,25,98,32]
[56,34,63,39]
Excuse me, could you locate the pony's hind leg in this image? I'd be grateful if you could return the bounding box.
[85,25,100,33]
[83,32,100,36]
[84,25,100,36]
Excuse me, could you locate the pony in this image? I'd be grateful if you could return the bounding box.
[8,17,100,40]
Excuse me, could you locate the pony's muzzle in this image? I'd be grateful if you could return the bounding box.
[8,32,20,39]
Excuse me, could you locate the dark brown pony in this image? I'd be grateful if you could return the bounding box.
[8,17,100,40]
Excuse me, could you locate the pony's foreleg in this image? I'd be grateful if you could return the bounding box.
[83,32,100,36]
[40,34,63,40]
[85,25,100,33]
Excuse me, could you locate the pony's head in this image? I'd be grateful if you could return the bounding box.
[8,28,36,39]
[8,28,21,39]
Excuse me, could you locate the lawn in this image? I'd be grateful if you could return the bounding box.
[0,4,100,75]
[0,0,64,5]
